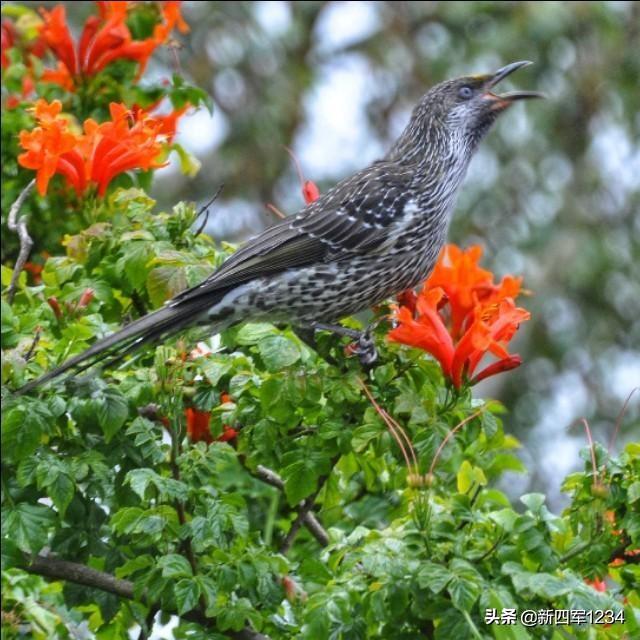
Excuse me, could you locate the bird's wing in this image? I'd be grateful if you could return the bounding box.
[171,164,412,305]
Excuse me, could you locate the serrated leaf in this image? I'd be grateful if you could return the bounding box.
[200,358,232,387]
[125,469,155,500]
[174,578,201,614]
[282,461,318,506]
[1,503,55,553]
[2,402,50,461]
[158,554,193,579]
[146,266,188,306]
[48,472,74,518]
[111,507,145,535]
[235,322,278,345]
[95,387,129,442]
[115,555,154,578]
[258,334,300,371]
[417,562,452,593]
[448,573,481,612]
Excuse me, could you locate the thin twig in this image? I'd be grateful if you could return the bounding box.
[24,326,42,362]
[608,387,639,453]
[194,184,224,237]
[6,179,35,303]
[254,465,329,547]
[279,483,326,555]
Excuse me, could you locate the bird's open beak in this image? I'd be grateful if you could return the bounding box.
[482,61,544,109]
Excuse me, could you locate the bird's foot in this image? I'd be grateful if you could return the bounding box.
[310,321,379,367]
[352,329,378,367]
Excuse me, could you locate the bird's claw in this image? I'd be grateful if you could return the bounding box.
[353,330,378,366]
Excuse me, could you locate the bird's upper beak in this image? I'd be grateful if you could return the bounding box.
[481,61,544,109]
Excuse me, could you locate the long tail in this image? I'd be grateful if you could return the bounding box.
[17,298,221,395]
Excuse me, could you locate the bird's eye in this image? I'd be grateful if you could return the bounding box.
[458,85,474,100]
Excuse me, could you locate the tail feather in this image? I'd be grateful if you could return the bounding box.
[16,298,216,395]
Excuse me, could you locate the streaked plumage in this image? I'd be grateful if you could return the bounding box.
[18,61,541,393]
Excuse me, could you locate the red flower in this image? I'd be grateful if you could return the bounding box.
[426,245,522,340]
[18,99,185,197]
[185,392,237,444]
[38,2,188,90]
[185,407,213,444]
[388,246,530,388]
[1,19,16,69]
[185,408,238,444]
[584,578,607,593]
[302,180,320,204]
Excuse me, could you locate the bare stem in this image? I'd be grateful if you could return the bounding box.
[254,465,329,547]
[279,455,339,554]
[6,179,35,303]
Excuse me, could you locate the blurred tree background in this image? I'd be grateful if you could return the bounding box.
[11,0,640,507]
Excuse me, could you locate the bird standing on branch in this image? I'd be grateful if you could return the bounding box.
[18,61,542,394]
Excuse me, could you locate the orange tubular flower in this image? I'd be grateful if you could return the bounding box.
[18,99,182,197]
[425,245,522,340]
[39,2,188,89]
[185,407,213,444]
[388,245,530,389]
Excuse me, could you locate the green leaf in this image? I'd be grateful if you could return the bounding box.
[627,481,640,503]
[125,469,155,500]
[94,387,129,442]
[448,559,482,612]
[282,461,318,506]
[457,460,487,494]
[235,322,278,345]
[172,143,202,178]
[2,401,51,462]
[115,555,154,578]
[200,357,232,387]
[174,578,201,614]
[417,562,453,593]
[48,471,74,518]
[258,334,300,371]
[147,266,188,306]
[158,554,193,579]
[1,503,55,554]
[520,493,545,513]
[111,507,145,535]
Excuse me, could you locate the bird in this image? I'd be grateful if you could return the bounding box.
[18,61,542,394]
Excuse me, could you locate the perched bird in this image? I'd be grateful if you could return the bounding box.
[19,61,542,393]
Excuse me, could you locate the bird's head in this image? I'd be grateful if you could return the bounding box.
[399,61,543,159]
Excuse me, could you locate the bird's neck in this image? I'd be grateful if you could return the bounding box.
[387,118,473,183]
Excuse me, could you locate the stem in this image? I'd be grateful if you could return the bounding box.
[6,179,35,303]
[241,461,330,547]
[428,406,487,476]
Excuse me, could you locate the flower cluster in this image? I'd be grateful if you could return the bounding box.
[38,1,188,90]
[388,244,530,388]
[185,394,238,445]
[18,98,183,197]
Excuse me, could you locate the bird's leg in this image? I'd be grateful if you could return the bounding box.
[308,322,361,339]
[309,321,379,367]
[353,326,378,367]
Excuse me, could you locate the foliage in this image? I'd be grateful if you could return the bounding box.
[1,2,639,639]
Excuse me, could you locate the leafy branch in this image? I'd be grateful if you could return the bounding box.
[24,554,269,640]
